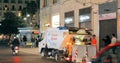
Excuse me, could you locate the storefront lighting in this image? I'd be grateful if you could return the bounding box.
[18,12,22,17]
[65,18,73,23]
[52,15,60,27]
[80,16,90,22]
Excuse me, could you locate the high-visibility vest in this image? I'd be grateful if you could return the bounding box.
[91,38,97,46]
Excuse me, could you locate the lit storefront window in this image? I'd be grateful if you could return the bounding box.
[79,7,91,29]
[52,15,60,27]
[79,14,91,22]
[18,11,22,17]
[64,11,74,27]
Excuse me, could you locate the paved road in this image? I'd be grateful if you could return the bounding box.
[0,46,57,63]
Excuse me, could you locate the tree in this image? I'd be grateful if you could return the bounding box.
[21,0,40,29]
[22,1,38,17]
[21,7,27,17]
[27,1,38,16]
[0,12,26,35]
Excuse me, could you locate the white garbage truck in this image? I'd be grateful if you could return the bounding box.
[38,27,69,61]
[39,27,96,63]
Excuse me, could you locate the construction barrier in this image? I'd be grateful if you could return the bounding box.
[72,45,96,63]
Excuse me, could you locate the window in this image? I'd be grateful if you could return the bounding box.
[25,0,29,4]
[3,5,8,10]
[64,11,74,27]
[4,0,9,3]
[43,0,47,7]
[11,0,16,3]
[53,0,57,4]
[18,6,22,11]
[11,5,15,10]
[79,7,91,29]
[18,0,22,3]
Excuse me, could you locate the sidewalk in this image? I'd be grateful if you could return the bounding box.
[19,47,39,55]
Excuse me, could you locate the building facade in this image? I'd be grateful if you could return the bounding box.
[0,0,39,29]
[40,0,120,49]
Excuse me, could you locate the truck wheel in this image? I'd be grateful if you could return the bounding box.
[55,53,58,61]
[41,51,45,57]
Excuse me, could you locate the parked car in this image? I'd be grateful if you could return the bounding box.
[92,42,120,63]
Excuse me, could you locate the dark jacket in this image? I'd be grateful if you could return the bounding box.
[12,38,20,46]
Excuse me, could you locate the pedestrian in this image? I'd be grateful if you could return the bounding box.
[36,35,42,47]
[31,36,35,48]
[111,33,117,54]
[22,35,27,47]
[91,34,97,46]
[111,33,117,44]
[91,34,97,52]
[102,35,111,46]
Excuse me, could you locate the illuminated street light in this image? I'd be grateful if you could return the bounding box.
[27,14,30,17]
[23,17,27,20]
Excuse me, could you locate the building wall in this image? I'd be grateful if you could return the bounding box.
[40,0,108,30]
[0,0,37,19]
[40,1,99,35]
[117,0,120,41]
[40,0,120,49]
[0,0,39,29]
[40,0,99,49]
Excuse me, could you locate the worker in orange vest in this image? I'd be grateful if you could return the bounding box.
[91,34,97,51]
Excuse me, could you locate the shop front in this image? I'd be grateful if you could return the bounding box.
[64,11,74,27]
[99,1,117,48]
[79,7,91,29]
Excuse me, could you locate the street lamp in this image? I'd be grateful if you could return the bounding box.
[27,14,30,17]
[23,17,27,20]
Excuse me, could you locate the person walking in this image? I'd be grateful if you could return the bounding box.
[31,36,35,48]
[111,34,117,44]
[91,34,97,52]
[91,34,97,46]
[22,35,27,47]
[111,33,117,54]
[102,35,111,46]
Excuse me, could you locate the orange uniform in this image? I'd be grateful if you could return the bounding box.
[91,38,97,46]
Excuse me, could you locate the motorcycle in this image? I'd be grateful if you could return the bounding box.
[12,46,19,56]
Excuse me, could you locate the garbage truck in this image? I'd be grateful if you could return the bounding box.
[38,27,70,61]
[38,27,96,63]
